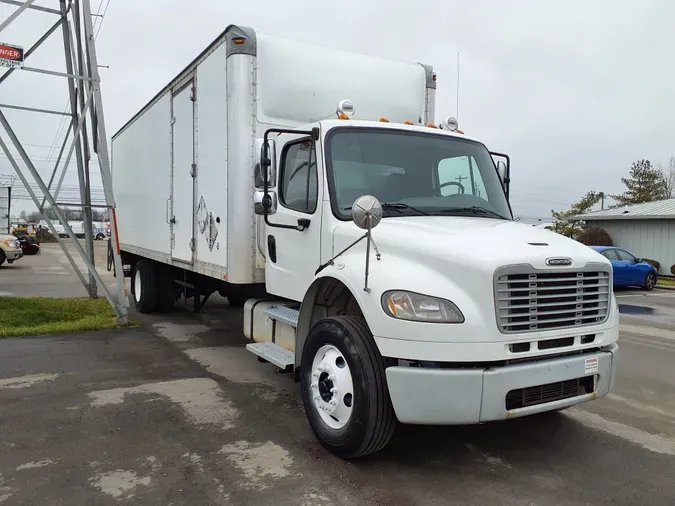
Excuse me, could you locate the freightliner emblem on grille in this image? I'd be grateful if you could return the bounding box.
[546,257,572,266]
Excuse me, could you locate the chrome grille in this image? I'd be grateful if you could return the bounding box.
[495,266,611,333]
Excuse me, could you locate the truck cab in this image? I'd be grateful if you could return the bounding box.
[246,103,620,459]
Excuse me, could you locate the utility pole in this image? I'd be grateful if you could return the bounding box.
[0,0,128,324]
[599,192,605,210]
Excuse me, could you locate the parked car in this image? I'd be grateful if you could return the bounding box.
[589,246,658,290]
[0,233,23,266]
[16,234,40,255]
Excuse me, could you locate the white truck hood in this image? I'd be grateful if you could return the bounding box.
[331,216,613,345]
[333,216,607,272]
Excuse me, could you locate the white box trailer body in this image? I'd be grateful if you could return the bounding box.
[113,25,620,459]
[0,186,10,234]
[112,25,435,286]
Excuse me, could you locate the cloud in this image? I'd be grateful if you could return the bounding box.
[1,0,673,219]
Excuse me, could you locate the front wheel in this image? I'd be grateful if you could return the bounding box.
[300,316,396,459]
[644,272,657,291]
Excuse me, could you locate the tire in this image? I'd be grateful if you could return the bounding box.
[644,272,656,291]
[300,316,396,459]
[0,250,5,266]
[132,259,159,313]
[155,266,175,312]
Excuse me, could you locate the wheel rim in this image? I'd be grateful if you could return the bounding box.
[310,344,354,430]
[647,274,655,289]
[134,268,142,301]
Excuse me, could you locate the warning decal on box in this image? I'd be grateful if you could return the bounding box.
[584,356,599,374]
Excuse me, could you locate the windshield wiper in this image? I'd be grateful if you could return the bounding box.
[341,202,430,216]
[438,206,508,220]
[381,202,430,216]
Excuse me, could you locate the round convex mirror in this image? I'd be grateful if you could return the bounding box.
[352,195,383,230]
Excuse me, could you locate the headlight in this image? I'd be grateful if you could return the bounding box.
[381,290,464,323]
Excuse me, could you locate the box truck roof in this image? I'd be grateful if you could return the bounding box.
[113,25,435,139]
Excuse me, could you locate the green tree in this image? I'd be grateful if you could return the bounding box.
[551,191,603,238]
[612,159,667,205]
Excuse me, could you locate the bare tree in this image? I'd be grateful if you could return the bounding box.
[663,156,675,198]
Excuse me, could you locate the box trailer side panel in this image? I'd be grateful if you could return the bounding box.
[194,42,229,271]
[255,32,430,128]
[113,93,172,259]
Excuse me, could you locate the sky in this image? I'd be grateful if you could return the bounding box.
[1,0,674,223]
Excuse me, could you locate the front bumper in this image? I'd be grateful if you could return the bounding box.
[4,249,23,261]
[385,343,619,425]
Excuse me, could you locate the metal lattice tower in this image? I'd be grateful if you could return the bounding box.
[0,0,128,324]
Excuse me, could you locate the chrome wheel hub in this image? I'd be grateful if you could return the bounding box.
[310,345,354,430]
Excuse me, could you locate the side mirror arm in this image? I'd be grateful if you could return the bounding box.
[261,127,320,232]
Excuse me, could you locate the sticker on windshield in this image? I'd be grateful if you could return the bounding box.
[584,357,599,374]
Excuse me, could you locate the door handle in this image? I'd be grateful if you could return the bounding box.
[297,218,310,231]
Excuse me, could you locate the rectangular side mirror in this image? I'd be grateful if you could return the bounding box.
[490,151,511,200]
[254,138,277,188]
[496,160,507,186]
[254,190,277,216]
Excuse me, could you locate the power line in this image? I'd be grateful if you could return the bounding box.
[94,0,112,39]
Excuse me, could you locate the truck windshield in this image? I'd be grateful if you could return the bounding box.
[326,128,512,220]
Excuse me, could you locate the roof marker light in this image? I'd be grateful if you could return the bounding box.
[427,124,438,128]
[404,121,414,125]
[336,99,354,120]
[441,116,459,132]
[379,118,390,122]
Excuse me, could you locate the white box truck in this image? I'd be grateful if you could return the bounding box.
[112,25,620,459]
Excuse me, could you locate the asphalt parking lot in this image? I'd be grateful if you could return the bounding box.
[1,245,675,505]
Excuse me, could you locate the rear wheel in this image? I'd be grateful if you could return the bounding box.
[0,250,5,266]
[132,259,158,313]
[300,316,396,459]
[644,272,656,291]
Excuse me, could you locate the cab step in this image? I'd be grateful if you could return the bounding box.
[246,342,295,371]
[263,305,299,327]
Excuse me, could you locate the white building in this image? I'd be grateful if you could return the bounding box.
[574,198,675,275]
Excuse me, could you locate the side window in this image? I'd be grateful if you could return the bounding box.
[616,249,636,262]
[437,156,486,197]
[280,139,317,213]
[603,249,619,261]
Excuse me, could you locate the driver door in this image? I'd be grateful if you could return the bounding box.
[264,134,323,302]
[616,249,641,286]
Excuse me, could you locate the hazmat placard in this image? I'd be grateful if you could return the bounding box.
[0,42,24,68]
